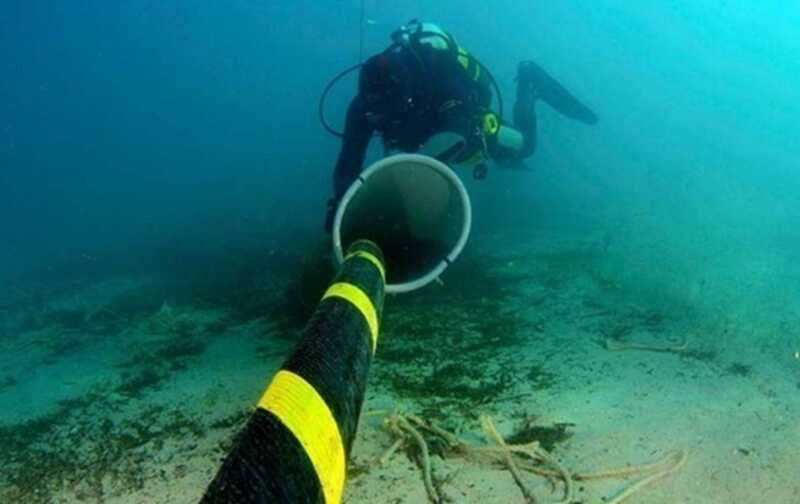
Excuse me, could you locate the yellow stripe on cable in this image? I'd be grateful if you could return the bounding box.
[258,370,346,504]
[344,250,386,282]
[322,282,379,353]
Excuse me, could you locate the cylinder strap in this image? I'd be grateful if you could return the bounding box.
[258,370,345,504]
[322,282,379,353]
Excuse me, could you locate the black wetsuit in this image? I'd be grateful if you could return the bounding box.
[331,46,538,203]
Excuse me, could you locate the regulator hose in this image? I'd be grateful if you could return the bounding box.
[319,63,363,138]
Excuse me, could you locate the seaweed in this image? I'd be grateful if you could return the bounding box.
[369,253,551,422]
[115,368,168,398]
[40,308,86,329]
[114,328,207,398]
[209,410,249,430]
[204,317,231,335]
[42,332,86,364]
[117,337,205,368]
[526,364,558,391]
[0,374,18,392]
[725,362,752,377]
[0,389,210,503]
[505,416,575,452]
[153,339,206,361]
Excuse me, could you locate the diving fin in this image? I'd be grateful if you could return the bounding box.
[518,60,598,125]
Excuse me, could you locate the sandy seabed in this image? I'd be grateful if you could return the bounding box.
[1,229,798,503]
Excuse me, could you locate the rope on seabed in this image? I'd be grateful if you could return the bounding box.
[376,410,688,504]
[480,415,540,504]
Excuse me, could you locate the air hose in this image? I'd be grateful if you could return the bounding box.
[319,63,363,138]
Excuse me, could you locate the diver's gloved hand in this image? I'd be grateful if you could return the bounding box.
[324,198,338,233]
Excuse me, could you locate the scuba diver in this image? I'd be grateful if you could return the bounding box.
[322,20,598,232]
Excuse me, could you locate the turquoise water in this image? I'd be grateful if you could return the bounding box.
[2,2,799,502]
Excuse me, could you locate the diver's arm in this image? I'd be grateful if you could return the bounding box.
[326,95,373,232]
[333,95,373,200]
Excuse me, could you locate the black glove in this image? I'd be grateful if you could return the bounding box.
[324,198,338,233]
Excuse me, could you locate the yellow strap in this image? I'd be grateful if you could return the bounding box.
[344,250,386,282]
[258,370,345,504]
[322,282,379,354]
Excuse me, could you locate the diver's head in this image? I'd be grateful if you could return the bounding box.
[358,50,418,127]
[390,20,453,53]
[360,53,399,105]
[358,21,450,128]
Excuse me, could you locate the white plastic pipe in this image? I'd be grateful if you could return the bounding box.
[332,154,472,294]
